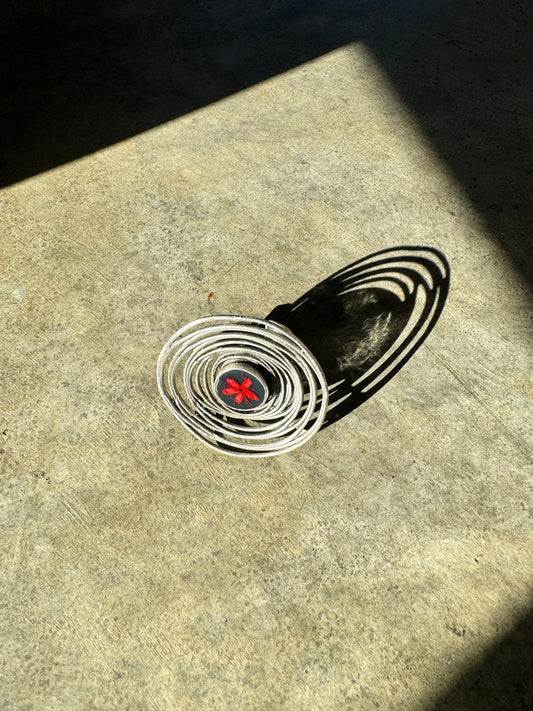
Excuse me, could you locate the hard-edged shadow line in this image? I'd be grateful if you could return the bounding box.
[429,607,533,711]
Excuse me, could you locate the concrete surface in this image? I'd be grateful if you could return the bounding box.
[1,28,532,711]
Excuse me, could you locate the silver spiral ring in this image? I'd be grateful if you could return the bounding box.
[157,315,329,456]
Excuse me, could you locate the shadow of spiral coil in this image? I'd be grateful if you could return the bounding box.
[267,245,450,428]
[157,315,329,456]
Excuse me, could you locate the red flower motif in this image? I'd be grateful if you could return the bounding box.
[222,376,259,406]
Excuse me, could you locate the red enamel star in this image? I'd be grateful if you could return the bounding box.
[222,376,259,406]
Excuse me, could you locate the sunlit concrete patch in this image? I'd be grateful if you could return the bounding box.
[1,42,531,711]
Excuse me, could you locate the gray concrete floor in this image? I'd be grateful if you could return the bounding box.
[1,6,532,711]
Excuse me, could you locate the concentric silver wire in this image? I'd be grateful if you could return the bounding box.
[157,315,329,456]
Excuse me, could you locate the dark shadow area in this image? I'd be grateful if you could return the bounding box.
[266,246,449,428]
[2,0,531,283]
[430,608,533,711]
[1,0,351,186]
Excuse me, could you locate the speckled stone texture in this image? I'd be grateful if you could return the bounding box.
[1,1,532,709]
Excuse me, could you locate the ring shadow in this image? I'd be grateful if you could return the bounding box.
[266,246,450,429]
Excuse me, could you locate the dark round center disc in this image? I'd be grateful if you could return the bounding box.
[215,363,269,411]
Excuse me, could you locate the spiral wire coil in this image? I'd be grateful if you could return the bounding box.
[157,315,329,456]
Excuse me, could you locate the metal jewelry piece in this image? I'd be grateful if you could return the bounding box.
[157,315,329,457]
